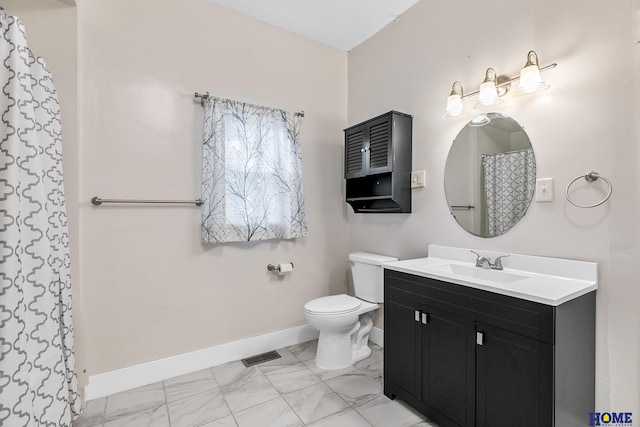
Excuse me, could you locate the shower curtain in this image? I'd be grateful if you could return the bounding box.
[481,149,535,237]
[0,10,80,426]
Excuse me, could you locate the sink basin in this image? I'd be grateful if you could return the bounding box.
[425,263,528,284]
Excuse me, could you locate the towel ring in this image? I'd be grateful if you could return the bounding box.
[565,171,612,208]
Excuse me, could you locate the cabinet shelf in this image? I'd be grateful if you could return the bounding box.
[353,208,403,213]
[346,195,391,202]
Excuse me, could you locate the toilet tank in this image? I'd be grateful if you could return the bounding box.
[349,252,398,303]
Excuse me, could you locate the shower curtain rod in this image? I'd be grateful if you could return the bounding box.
[194,91,305,117]
[91,197,203,206]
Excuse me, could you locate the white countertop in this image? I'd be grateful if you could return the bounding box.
[383,245,598,306]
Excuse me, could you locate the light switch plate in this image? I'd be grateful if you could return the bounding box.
[535,177,554,202]
[411,170,426,189]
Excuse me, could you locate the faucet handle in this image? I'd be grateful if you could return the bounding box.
[492,254,510,270]
[470,250,489,268]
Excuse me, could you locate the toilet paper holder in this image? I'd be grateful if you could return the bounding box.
[267,263,294,272]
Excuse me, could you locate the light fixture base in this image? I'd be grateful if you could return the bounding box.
[496,75,511,97]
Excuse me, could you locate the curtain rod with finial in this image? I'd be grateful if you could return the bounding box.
[194,91,304,117]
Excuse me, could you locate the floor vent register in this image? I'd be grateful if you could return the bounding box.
[241,350,281,367]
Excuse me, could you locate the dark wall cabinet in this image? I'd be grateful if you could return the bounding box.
[384,270,595,427]
[344,111,412,213]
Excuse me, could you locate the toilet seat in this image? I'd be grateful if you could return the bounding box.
[304,294,361,315]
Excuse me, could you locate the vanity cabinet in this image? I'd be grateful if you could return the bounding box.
[344,111,412,213]
[384,269,595,427]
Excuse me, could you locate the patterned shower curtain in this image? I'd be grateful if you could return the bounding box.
[201,97,308,243]
[0,10,80,426]
[481,149,536,237]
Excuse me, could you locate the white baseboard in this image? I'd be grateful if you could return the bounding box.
[84,324,319,401]
[84,324,385,401]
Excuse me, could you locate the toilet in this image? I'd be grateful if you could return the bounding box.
[304,252,398,370]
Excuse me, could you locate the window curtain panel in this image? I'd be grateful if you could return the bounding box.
[0,10,80,426]
[201,97,308,243]
[481,149,536,237]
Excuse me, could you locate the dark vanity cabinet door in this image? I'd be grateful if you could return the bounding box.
[384,287,422,399]
[422,306,471,427]
[384,269,595,427]
[384,276,472,427]
[475,323,553,427]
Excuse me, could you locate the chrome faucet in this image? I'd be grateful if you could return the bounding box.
[470,250,492,269]
[470,251,510,270]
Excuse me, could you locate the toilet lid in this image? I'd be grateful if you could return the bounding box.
[304,294,361,315]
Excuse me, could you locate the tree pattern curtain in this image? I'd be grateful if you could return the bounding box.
[0,10,80,426]
[481,149,536,237]
[201,97,308,243]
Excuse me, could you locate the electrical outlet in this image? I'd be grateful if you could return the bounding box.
[535,177,554,202]
[411,170,426,189]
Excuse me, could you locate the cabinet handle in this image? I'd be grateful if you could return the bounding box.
[360,148,365,153]
[414,310,420,322]
[476,332,484,346]
[421,313,428,324]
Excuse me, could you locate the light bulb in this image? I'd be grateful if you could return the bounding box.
[445,94,463,116]
[443,81,465,118]
[478,81,498,106]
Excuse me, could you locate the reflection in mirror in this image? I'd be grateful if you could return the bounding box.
[445,113,536,238]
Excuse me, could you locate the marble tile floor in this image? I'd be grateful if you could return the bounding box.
[74,340,437,427]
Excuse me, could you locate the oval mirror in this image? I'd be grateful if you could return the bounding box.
[444,113,536,238]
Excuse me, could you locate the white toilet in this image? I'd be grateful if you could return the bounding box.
[304,252,398,370]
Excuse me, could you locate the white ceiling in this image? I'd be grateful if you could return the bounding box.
[206,0,420,51]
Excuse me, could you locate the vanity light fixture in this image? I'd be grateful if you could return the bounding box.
[443,50,557,117]
[444,81,465,117]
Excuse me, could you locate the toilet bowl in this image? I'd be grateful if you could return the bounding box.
[304,252,397,370]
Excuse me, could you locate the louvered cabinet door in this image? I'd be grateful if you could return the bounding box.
[365,115,393,175]
[345,126,366,178]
